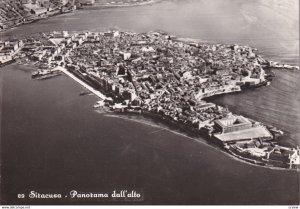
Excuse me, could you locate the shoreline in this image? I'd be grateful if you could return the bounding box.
[4,29,300,170]
[103,112,296,172]
[102,109,299,171]
[89,0,160,8]
[54,66,108,100]
[0,8,76,33]
[8,61,298,172]
[0,0,160,33]
[203,68,298,149]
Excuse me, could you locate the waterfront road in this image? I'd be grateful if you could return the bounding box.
[55,66,107,100]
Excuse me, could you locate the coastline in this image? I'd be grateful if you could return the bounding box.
[3,29,300,171]
[0,0,161,33]
[103,109,299,171]
[0,8,76,33]
[32,65,282,170]
[203,67,300,149]
[55,66,107,100]
[1,1,300,204]
[2,63,299,205]
[90,0,160,8]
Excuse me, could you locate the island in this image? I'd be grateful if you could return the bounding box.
[1,30,299,170]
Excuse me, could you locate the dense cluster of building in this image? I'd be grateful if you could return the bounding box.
[0,0,28,29]
[0,0,154,30]
[2,30,299,169]
[0,39,24,64]
[0,0,80,30]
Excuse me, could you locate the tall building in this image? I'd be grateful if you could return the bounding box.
[214,115,252,134]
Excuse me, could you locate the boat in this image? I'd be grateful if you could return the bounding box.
[93,100,104,108]
[265,71,275,81]
[31,69,61,79]
[79,91,92,96]
[269,128,284,136]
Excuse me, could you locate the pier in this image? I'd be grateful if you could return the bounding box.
[55,66,107,100]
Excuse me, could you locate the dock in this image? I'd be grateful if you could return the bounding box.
[54,66,107,100]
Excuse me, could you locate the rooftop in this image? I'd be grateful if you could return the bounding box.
[214,126,272,142]
[215,115,251,128]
